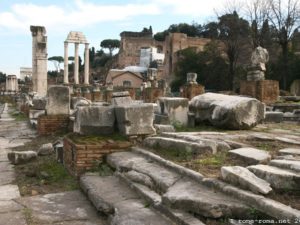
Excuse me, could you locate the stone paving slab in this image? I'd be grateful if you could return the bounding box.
[0,171,15,185]
[0,210,27,225]
[16,191,108,224]
[0,200,23,213]
[0,161,14,171]
[279,148,300,156]
[270,159,300,173]
[229,148,271,165]
[0,184,20,201]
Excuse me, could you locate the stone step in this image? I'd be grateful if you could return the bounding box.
[269,160,300,173]
[279,148,300,156]
[229,148,271,165]
[221,166,272,194]
[143,136,215,156]
[107,151,251,220]
[131,147,300,222]
[80,175,175,225]
[162,178,251,219]
[247,164,300,190]
[117,172,205,225]
[161,132,231,153]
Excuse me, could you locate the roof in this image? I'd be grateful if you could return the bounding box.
[65,31,88,44]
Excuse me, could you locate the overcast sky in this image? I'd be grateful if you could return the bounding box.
[0,0,226,76]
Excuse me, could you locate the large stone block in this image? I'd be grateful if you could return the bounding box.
[46,85,70,115]
[112,91,133,106]
[190,93,265,129]
[290,79,300,96]
[157,97,189,126]
[115,104,155,136]
[74,105,115,135]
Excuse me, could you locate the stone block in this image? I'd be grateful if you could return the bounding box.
[229,148,271,165]
[7,151,37,165]
[264,112,283,123]
[290,79,300,96]
[71,97,91,109]
[32,96,46,110]
[74,105,115,135]
[115,104,155,136]
[38,143,54,156]
[190,93,265,129]
[154,124,175,134]
[181,83,205,100]
[157,97,189,126]
[112,92,133,106]
[46,85,70,115]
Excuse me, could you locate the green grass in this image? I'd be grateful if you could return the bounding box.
[68,133,128,144]
[195,152,228,166]
[88,162,114,176]
[10,111,27,121]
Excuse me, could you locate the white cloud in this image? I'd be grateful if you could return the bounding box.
[150,0,221,17]
[0,0,161,33]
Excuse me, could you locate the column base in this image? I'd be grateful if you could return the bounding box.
[240,80,279,104]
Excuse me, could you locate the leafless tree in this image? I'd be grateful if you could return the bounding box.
[267,0,300,89]
[245,0,270,47]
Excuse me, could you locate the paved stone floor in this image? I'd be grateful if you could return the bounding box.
[0,104,108,225]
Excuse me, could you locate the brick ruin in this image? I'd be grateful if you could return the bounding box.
[116,28,211,83]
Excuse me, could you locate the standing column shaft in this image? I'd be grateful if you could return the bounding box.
[74,43,79,84]
[84,43,89,85]
[64,42,69,84]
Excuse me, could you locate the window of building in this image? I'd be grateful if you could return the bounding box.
[123,80,131,87]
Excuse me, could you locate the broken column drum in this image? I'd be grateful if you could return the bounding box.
[247,46,269,81]
[30,26,48,96]
[64,31,89,85]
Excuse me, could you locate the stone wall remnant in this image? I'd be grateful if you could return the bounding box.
[46,85,70,115]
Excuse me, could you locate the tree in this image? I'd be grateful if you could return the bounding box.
[48,56,64,72]
[0,72,6,83]
[100,39,120,56]
[218,11,250,90]
[267,0,300,89]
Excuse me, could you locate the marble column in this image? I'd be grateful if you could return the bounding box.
[64,42,69,84]
[64,41,69,84]
[84,43,89,85]
[74,43,79,84]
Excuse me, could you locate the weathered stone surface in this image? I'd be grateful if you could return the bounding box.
[162,178,250,219]
[264,111,283,123]
[143,136,214,155]
[29,109,45,119]
[112,92,133,106]
[154,124,175,134]
[46,85,70,115]
[74,105,115,135]
[16,191,107,224]
[32,96,46,110]
[275,137,300,145]
[71,97,91,109]
[0,171,15,185]
[37,143,54,156]
[0,211,27,225]
[161,132,231,153]
[248,164,300,190]
[221,166,272,194]
[7,151,37,165]
[190,93,265,129]
[115,104,155,136]
[270,160,300,173]
[0,200,23,213]
[229,148,271,165]
[124,170,154,189]
[290,79,300,96]
[80,175,173,225]
[157,97,189,126]
[279,148,300,156]
[0,184,20,200]
[107,151,181,193]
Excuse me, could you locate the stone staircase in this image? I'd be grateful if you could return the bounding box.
[80,145,300,225]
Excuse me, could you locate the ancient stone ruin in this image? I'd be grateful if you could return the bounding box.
[30,26,48,96]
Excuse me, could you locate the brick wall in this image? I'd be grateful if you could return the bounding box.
[63,137,132,176]
[240,80,279,104]
[181,84,205,100]
[37,115,69,135]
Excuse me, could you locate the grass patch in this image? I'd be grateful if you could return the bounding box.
[15,155,78,196]
[68,133,128,145]
[23,208,36,225]
[195,152,228,166]
[152,146,194,161]
[88,162,114,176]
[10,111,27,121]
